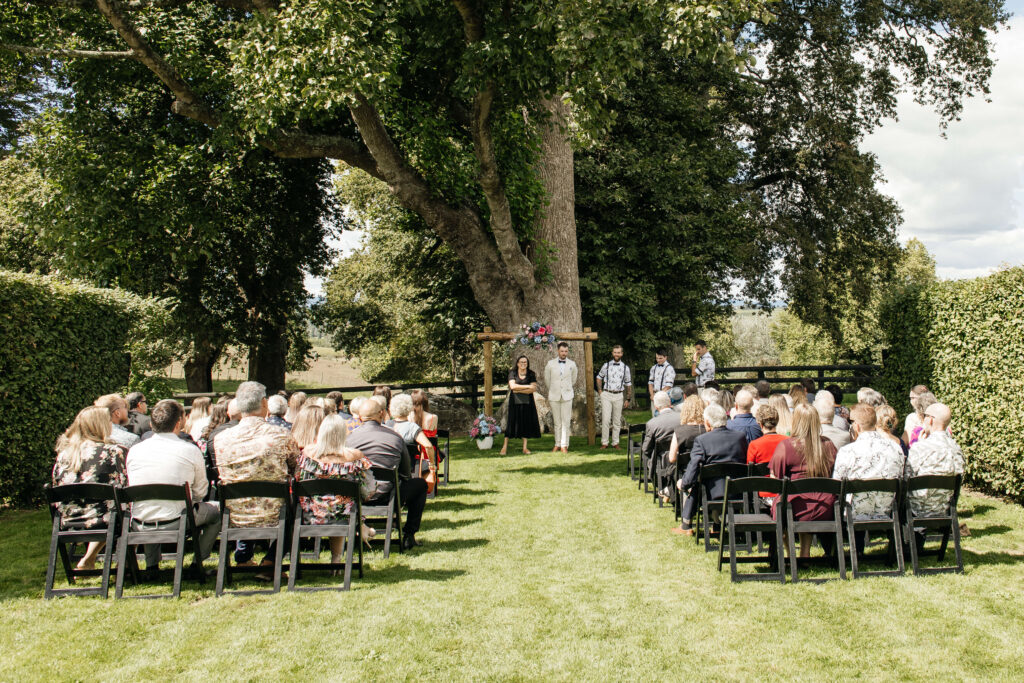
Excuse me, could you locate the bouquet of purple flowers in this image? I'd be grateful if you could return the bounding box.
[469,413,502,439]
[510,322,558,351]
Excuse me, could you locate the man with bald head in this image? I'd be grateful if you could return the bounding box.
[833,403,903,522]
[347,396,427,550]
[905,402,964,517]
[726,389,762,444]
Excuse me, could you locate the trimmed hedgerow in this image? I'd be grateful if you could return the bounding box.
[0,271,174,505]
[879,267,1024,502]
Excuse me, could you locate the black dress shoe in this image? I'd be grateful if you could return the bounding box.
[401,534,417,551]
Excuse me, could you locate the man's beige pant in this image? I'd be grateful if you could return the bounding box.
[600,391,624,446]
[549,398,573,448]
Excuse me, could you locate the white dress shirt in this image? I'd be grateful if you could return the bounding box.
[127,432,209,522]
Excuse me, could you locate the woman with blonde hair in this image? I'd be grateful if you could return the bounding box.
[787,384,808,409]
[185,397,212,441]
[769,403,838,557]
[291,404,326,450]
[663,395,707,501]
[285,391,307,423]
[875,404,908,456]
[296,414,377,565]
[768,394,793,436]
[51,406,127,569]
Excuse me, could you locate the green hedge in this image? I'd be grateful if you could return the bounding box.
[879,266,1024,502]
[0,271,174,505]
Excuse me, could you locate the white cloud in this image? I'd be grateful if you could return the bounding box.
[864,14,1024,279]
[304,229,366,297]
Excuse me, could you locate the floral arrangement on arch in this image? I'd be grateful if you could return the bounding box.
[510,322,558,351]
[469,414,502,439]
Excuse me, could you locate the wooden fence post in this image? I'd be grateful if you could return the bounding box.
[584,327,596,445]
[483,326,493,417]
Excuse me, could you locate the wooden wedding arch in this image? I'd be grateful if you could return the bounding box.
[475,326,599,445]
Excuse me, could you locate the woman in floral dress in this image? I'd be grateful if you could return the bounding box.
[51,405,127,570]
[296,414,377,564]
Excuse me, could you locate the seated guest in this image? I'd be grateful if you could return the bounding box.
[389,393,436,479]
[291,404,326,451]
[346,397,367,433]
[716,388,734,417]
[666,395,707,498]
[755,380,771,408]
[184,397,212,442]
[266,395,291,429]
[126,399,220,573]
[906,391,939,446]
[824,384,850,431]
[699,387,719,406]
[94,393,139,449]
[747,405,786,465]
[875,404,908,456]
[215,381,299,566]
[726,389,763,443]
[814,392,851,449]
[52,406,127,570]
[347,398,428,551]
[681,382,699,399]
[326,391,348,419]
[677,403,747,535]
[902,384,931,442]
[800,378,817,404]
[296,414,377,564]
[787,384,808,410]
[373,385,394,425]
[641,391,680,494]
[197,403,229,459]
[833,403,904,520]
[284,391,307,424]
[322,398,338,415]
[205,398,240,465]
[125,392,151,436]
[905,403,964,518]
[857,387,887,408]
[768,394,793,436]
[769,404,837,557]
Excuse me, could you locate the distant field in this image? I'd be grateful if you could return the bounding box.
[163,345,365,391]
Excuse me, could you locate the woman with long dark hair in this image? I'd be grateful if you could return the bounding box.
[500,355,541,455]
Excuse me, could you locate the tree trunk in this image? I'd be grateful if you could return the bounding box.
[184,340,220,393]
[247,325,287,393]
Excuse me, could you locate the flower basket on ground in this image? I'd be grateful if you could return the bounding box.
[510,322,558,352]
[469,414,501,449]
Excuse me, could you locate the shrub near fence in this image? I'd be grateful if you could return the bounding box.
[879,266,1024,503]
[0,271,173,505]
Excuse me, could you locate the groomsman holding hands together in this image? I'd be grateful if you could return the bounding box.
[545,342,578,453]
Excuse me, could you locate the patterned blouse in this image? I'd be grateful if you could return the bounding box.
[214,416,299,528]
[832,431,905,519]
[51,442,127,528]
[296,452,376,524]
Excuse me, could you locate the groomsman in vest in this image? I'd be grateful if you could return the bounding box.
[597,345,632,449]
[648,350,675,416]
[690,339,716,388]
[545,341,578,453]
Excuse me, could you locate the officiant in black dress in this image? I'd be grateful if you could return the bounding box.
[501,355,542,455]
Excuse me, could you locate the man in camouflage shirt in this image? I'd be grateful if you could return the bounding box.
[905,402,964,517]
[215,381,299,564]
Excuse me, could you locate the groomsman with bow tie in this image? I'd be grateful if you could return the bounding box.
[544,342,578,453]
[596,345,632,448]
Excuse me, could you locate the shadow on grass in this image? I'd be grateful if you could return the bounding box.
[423,537,489,552]
[427,517,484,531]
[504,460,622,477]
[962,549,1024,567]
[361,567,468,586]
[428,500,493,513]
[438,487,498,497]
[960,503,996,518]
[966,524,1012,539]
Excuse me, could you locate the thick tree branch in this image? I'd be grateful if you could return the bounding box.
[95,0,221,126]
[0,43,136,60]
[452,0,484,42]
[261,130,381,179]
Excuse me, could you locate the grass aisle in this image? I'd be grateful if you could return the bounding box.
[2,435,1024,680]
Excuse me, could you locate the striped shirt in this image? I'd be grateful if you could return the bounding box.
[648,363,675,391]
[597,361,632,392]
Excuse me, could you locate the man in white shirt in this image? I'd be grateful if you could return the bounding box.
[95,393,140,449]
[127,399,220,571]
[544,342,578,453]
[596,344,632,449]
[647,350,675,416]
[833,403,904,520]
[690,340,715,388]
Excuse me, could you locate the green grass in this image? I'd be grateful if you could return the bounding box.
[2,437,1023,680]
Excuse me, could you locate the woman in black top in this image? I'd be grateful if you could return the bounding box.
[501,355,542,454]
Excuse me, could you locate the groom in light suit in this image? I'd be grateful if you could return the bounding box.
[544,341,578,453]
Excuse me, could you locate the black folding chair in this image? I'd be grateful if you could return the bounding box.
[627,423,645,480]
[783,478,846,583]
[695,463,750,552]
[747,462,772,551]
[114,483,203,599]
[432,428,451,486]
[288,479,363,591]
[717,476,788,583]
[363,467,403,558]
[215,480,290,596]
[44,483,119,599]
[843,478,905,578]
[671,451,692,521]
[903,474,964,575]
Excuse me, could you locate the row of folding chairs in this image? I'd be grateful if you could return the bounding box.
[712,472,965,583]
[44,467,405,599]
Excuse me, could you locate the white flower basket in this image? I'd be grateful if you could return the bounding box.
[476,436,494,450]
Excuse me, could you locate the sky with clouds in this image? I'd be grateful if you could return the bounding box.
[863,1,1024,280]
[308,5,1024,294]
